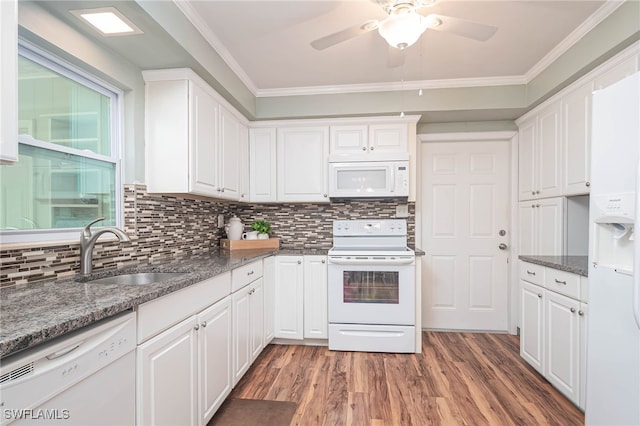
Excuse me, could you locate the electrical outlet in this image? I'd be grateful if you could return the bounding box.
[217,214,224,228]
[396,204,409,218]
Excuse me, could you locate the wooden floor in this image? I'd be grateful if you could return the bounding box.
[231,332,584,425]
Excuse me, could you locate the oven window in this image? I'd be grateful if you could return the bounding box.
[343,271,399,304]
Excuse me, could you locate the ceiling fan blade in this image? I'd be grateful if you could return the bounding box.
[311,21,378,50]
[427,14,497,42]
[387,45,405,68]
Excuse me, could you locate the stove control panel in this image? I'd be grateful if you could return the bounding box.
[333,219,407,237]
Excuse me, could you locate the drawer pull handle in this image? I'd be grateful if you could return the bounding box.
[570,307,576,313]
[554,279,567,285]
[247,271,254,276]
[526,270,536,275]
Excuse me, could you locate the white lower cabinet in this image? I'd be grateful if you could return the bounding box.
[274,255,328,341]
[232,261,265,386]
[137,294,232,426]
[519,261,588,409]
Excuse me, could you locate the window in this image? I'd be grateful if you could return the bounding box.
[0,43,121,243]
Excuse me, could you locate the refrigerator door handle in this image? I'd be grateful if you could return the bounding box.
[634,160,640,329]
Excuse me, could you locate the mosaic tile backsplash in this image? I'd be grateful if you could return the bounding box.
[0,185,415,287]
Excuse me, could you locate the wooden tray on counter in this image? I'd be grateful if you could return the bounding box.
[220,238,280,251]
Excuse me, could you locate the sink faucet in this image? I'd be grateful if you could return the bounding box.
[79,217,130,276]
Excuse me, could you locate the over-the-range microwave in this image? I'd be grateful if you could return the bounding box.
[328,157,409,199]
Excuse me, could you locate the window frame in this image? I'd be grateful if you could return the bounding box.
[0,40,124,244]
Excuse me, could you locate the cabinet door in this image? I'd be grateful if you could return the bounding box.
[545,290,580,405]
[520,281,544,374]
[277,126,329,202]
[303,255,328,339]
[219,106,241,200]
[563,80,594,195]
[0,0,18,164]
[263,256,276,344]
[368,123,408,152]
[578,302,588,410]
[249,128,277,202]
[232,285,251,386]
[518,201,536,256]
[537,101,562,198]
[330,124,368,154]
[198,296,232,425]
[190,81,219,196]
[250,278,265,361]
[137,316,198,426]
[536,197,564,255]
[238,123,250,202]
[274,256,304,340]
[518,118,536,201]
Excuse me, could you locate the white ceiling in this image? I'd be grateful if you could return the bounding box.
[175,0,609,96]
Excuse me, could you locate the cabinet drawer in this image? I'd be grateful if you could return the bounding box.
[232,260,263,292]
[137,272,231,344]
[545,268,580,300]
[520,262,544,286]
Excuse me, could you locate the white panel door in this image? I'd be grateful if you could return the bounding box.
[219,106,240,199]
[517,118,536,201]
[274,256,304,340]
[520,281,545,374]
[231,285,251,386]
[537,101,562,198]
[368,123,408,152]
[563,80,594,195]
[330,124,368,154]
[249,128,277,202]
[422,141,510,331]
[263,256,276,344]
[518,201,536,256]
[250,278,265,362]
[537,197,564,255]
[303,255,328,339]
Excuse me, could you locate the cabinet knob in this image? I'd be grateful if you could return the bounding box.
[537,293,542,298]
[297,260,302,265]
[531,191,536,196]
[201,321,207,328]
[221,188,225,193]
[323,193,328,198]
[585,182,590,187]
[370,146,375,151]
[535,204,540,208]
[322,259,325,264]
[570,307,576,313]
[536,190,540,194]
[578,310,584,316]
[362,147,367,151]
[531,204,535,208]
[194,324,200,331]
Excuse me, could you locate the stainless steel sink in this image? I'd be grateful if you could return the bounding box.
[86,272,185,285]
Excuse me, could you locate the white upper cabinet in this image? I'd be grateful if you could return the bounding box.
[518,197,564,256]
[219,105,241,200]
[517,101,562,201]
[249,128,277,202]
[277,126,329,202]
[329,123,408,156]
[238,123,249,201]
[594,54,639,90]
[0,0,18,164]
[143,69,248,201]
[562,80,594,196]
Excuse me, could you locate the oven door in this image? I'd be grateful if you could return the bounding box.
[328,256,415,325]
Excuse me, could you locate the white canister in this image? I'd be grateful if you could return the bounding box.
[226,216,243,240]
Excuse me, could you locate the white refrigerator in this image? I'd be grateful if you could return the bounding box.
[586,71,640,425]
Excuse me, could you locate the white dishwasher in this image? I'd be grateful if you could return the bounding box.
[0,311,136,425]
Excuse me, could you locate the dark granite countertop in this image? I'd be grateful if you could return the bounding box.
[0,247,327,358]
[412,247,426,256]
[519,255,589,277]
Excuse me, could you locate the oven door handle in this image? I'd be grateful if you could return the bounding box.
[328,257,415,266]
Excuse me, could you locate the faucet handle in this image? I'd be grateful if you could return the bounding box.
[83,217,106,235]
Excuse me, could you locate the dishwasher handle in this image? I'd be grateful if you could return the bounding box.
[328,257,415,266]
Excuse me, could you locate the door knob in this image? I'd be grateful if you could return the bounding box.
[498,243,508,250]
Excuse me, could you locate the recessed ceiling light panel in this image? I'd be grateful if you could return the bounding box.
[70,7,143,36]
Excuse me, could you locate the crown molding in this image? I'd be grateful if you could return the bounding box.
[172,0,258,96]
[524,0,625,83]
[255,75,527,98]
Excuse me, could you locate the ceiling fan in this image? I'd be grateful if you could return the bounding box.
[310,0,498,51]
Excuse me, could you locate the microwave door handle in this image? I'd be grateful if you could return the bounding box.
[390,166,395,192]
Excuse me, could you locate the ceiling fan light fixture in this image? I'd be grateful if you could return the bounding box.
[378,12,427,49]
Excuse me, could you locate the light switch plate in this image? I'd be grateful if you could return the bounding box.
[396,204,409,218]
